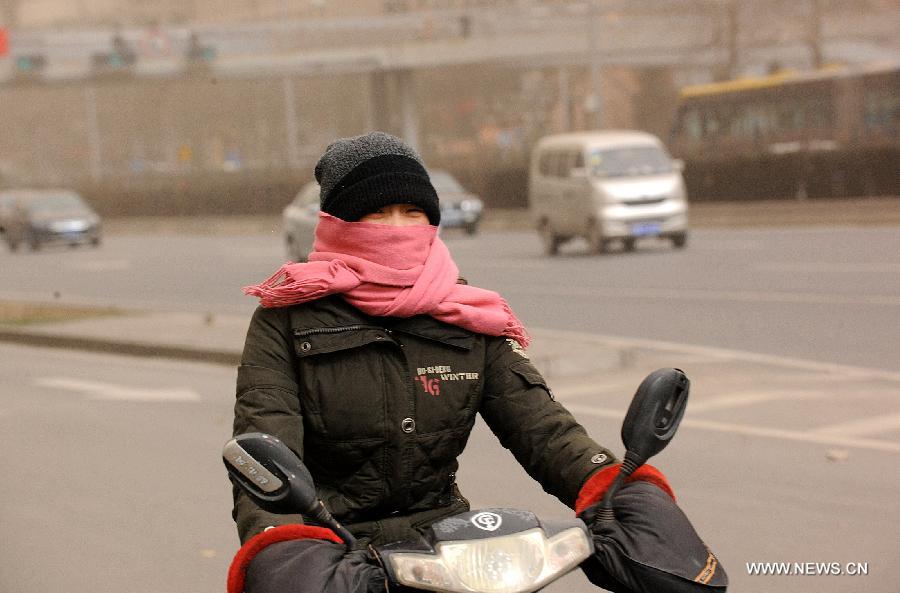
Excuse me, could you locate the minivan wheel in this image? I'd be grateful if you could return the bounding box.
[671,232,688,249]
[623,237,636,252]
[587,225,606,254]
[539,224,560,256]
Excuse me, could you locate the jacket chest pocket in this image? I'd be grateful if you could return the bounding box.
[407,346,482,434]
[292,328,395,441]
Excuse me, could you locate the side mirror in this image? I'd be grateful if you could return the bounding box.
[599,368,689,517]
[621,367,689,467]
[223,432,318,514]
[223,432,356,545]
[569,166,589,179]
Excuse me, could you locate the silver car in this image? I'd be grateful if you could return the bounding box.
[0,189,102,251]
[283,181,320,262]
[283,171,485,261]
[0,192,18,246]
[429,170,484,235]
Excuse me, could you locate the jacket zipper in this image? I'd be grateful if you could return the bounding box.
[388,327,418,512]
[293,324,377,337]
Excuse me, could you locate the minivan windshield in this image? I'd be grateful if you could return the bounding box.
[429,171,465,193]
[26,194,89,213]
[588,146,673,178]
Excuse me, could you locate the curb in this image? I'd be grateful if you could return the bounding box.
[0,328,241,366]
[103,197,900,235]
[0,323,621,378]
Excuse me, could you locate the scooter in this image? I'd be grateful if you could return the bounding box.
[223,367,689,593]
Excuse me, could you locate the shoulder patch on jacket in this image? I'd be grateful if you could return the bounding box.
[506,338,528,359]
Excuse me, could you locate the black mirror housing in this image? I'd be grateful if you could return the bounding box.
[223,432,358,546]
[621,368,690,466]
[223,432,319,515]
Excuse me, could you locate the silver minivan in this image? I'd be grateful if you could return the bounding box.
[528,130,688,255]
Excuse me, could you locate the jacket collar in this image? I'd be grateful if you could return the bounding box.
[389,315,475,350]
[292,296,475,350]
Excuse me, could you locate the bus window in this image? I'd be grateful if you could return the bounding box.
[864,91,899,134]
[777,97,806,130]
[702,110,720,137]
[741,103,778,139]
[730,104,756,138]
[805,95,834,130]
[682,109,702,142]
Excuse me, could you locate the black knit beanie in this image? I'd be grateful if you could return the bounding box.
[314,131,440,225]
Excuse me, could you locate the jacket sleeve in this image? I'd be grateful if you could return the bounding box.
[480,337,618,508]
[232,305,306,543]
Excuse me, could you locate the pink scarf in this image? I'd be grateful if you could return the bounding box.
[243,213,530,348]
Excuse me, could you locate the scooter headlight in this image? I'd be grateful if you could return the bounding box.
[388,526,591,593]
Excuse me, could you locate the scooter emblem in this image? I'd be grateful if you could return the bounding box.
[471,511,502,531]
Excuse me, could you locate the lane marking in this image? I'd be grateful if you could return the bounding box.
[677,239,766,251]
[35,377,201,402]
[669,390,827,413]
[550,381,639,399]
[552,387,828,412]
[811,412,900,438]
[531,328,900,383]
[563,404,900,454]
[540,328,900,452]
[520,285,900,307]
[553,385,883,417]
[70,259,132,272]
[755,262,900,274]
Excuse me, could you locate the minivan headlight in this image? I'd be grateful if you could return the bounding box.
[49,219,90,232]
[460,198,483,212]
[388,526,591,593]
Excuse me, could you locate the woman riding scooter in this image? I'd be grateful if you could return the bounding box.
[228,132,725,593]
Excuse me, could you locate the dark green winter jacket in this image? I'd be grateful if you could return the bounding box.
[232,295,617,545]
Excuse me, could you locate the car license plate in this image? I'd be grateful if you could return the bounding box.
[631,222,661,236]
